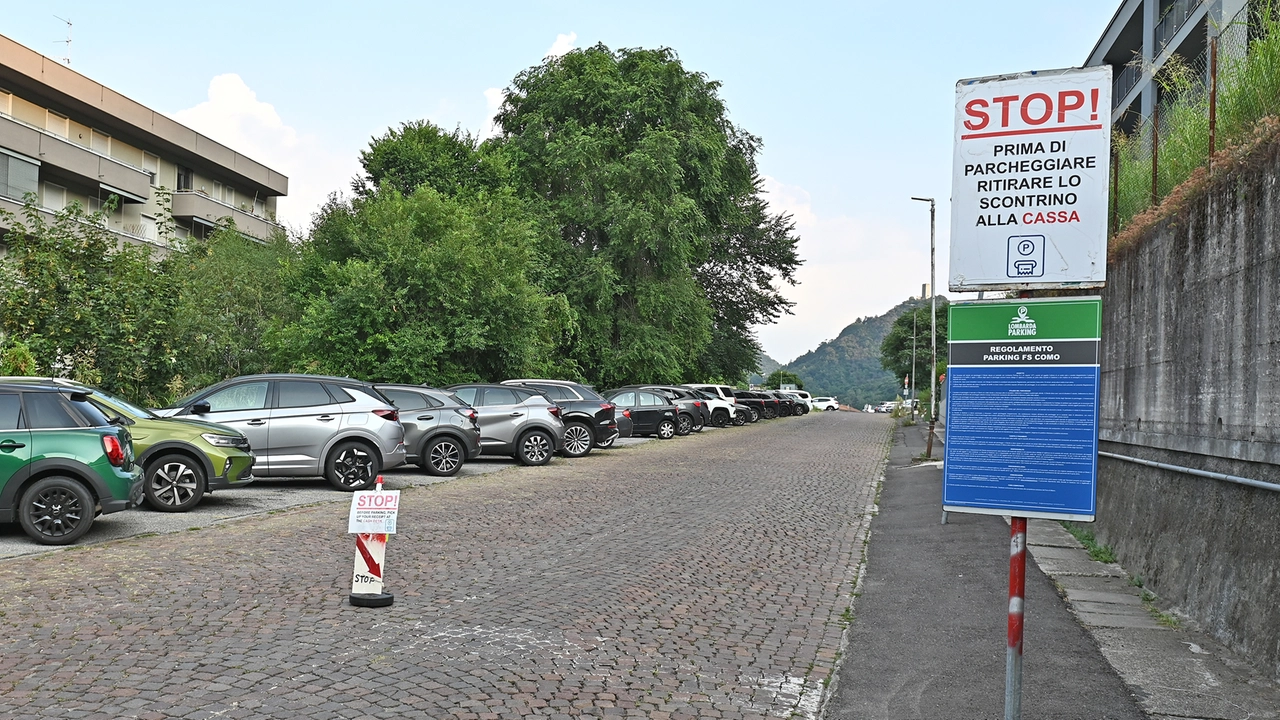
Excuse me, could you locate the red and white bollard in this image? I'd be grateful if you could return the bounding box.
[349,475,395,608]
[1005,516,1027,720]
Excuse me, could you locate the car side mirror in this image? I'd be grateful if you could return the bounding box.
[191,401,212,415]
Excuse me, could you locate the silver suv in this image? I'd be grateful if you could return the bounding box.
[375,384,481,477]
[154,374,406,490]
[446,384,565,465]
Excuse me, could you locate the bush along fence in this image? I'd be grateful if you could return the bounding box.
[1111,2,1280,239]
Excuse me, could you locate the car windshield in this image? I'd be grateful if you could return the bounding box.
[94,391,160,419]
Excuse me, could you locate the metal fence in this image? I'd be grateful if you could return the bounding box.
[1110,2,1280,236]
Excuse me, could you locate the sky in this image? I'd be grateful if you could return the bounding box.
[6,1,1120,364]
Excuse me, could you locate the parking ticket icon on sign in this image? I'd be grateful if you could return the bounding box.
[1007,235,1045,278]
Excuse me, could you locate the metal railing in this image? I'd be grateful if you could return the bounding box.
[1156,0,1206,52]
[1100,451,1280,493]
[1112,62,1143,109]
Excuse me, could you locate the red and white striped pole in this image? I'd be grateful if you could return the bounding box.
[1005,516,1027,720]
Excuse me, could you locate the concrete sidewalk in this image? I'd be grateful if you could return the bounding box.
[826,421,1280,720]
[826,421,1144,719]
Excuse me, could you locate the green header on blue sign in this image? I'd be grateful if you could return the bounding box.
[949,297,1101,342]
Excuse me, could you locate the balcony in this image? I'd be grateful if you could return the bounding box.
[1155,0,1205,54]
[0,112,151,202]
[169,190,282,241]
[0,194,165,251]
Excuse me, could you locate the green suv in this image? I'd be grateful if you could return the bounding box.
[0,382,143,545]
[0,378,255,512]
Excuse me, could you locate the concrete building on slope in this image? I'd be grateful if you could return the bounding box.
[1086,0,1251,131]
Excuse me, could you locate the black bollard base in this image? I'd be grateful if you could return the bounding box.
[349,592,394,608]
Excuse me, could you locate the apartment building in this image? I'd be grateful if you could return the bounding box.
[0,33,287,249]
[1086,0,1250,131]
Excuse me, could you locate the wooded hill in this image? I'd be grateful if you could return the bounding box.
[783,297,937,408]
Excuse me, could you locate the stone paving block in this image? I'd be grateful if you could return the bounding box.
[0,413,891,719]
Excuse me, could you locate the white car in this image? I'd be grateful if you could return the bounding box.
[681,385,737,427]
[813,397,840,411]
[789,390,816,410]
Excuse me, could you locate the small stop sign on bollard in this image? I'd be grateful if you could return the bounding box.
[347,475,399,608]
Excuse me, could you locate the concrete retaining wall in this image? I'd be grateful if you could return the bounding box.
[1098,138,1280,678]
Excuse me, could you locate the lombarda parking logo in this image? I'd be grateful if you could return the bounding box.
[1008,306,1037,336]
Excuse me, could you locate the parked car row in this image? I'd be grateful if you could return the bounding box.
[0,372,820,546]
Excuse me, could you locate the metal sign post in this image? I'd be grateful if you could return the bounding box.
[944,297,1102,717]
[949,64,1111,718]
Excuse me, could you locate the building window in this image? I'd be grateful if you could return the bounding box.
[143,153,159,186]
[45,111,69,138]
[90,129,111,155]
[224,186,234,207]
[140,214,157,242]
[0,90,11,116]
[0,153,40,201]
[41,182,66,212]
[176,165,193,191]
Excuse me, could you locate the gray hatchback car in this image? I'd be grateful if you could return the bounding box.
[446,384,565,465]
[154,374,406,490]
[375,385,481,476]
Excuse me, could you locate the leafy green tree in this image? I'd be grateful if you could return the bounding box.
[280,185,570,385]
[0,200,177,404]
[765,369,803,390]
[164,227,297,395]
[493,44,801,386]
[879,300,949,390]
[355,121,508,198]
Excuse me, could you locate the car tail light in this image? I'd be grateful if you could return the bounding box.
[693,401,702,407]
[549,406,561,417]
[373,408,399,422]
[622,409,631,419]
[600,402,615,411]
[456,407,478,422]
[102,434,126,467]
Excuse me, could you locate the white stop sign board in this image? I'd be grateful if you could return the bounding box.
[950,65,1112,291]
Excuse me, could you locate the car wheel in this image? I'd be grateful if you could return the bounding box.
[712,409,730,427]
[748,408,760,423]
[19,476,95,545]
[422,436,464,476]
[595,434,617,449]
[517,430,554,466]
[657,419,677,440]
[763,407,777,419]
[732,411,746,426]
[144,453,206,512]
[691,415,705,432]
[326,440,380,491]
[561,423,594,458]
[676,413,693,436]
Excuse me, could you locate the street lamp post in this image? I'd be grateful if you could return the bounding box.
[910,314,918,421]
[911,196,937,459]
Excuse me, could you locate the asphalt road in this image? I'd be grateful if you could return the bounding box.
[0,415,889,718]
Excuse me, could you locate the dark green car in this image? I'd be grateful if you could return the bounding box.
[0,378,255,512]
[0,382,143,545]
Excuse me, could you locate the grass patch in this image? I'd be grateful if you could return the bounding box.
[1060,522,1118,563]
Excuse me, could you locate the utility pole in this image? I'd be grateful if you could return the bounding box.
[911,197,938,459]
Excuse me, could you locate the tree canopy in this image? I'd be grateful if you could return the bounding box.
[879,300,949,389]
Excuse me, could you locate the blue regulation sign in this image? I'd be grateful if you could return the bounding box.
[943,298,1102,521]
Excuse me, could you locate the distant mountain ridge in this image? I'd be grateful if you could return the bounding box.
[783,297,936,408]
[748,352,783,385]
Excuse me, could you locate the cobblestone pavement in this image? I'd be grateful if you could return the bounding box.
[0,413,891,719]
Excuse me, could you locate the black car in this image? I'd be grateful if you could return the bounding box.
[620,385,708,435]
[603,389,679,440]
[764,390,798,416]
[503,379,618,455]
[376,384,482,476]
[732,390,769,421]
